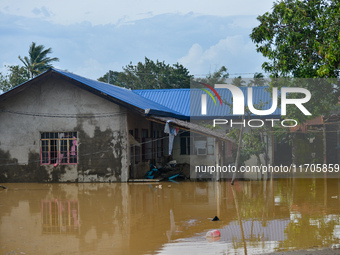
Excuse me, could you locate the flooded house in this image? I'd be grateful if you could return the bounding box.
[288,115,340,167]
[0,68,236,183]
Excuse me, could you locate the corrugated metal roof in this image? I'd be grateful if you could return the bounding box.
[134,87,281,119]
[2,68,185,119]
[53,71,281,119]
[0,68,281,120]
[52,69,186,117]
[133,89,191,116]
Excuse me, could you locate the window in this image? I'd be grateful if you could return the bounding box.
[157,136,163,158]
[180,132,193,155]
[207,137,215,155]
[142,129,152,161]
[135,146,140,164]
[141,129,148,139]
[195,140,207,155]
[134,128,139,139]
[41,132,77,165]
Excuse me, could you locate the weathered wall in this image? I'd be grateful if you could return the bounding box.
[172,136,217,165]
[186,120,274,180]
[127,112,168,179]
[0,77,128,182]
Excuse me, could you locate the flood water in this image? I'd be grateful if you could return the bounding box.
[1,179,340,255]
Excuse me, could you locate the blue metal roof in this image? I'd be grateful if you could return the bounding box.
[133,89,191,116]
[0,68,281,120]
[134,87,281,119]
[50,69,186,119]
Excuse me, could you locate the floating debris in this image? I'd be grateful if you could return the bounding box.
[332,244,340,249]
[211,216,220,221]
[206,230,221,242]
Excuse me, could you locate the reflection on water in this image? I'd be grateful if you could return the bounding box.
[1,179,340,254]
[41,199,79,233]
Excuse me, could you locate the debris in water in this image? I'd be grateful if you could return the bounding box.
[206,230,221,242]
[211,216,220,221]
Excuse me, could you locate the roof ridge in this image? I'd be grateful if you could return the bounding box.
[51,68,131,91]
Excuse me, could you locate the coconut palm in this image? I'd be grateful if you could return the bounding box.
[18,42,59,78]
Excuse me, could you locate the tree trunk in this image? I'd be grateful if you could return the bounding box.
[231,114,245,185]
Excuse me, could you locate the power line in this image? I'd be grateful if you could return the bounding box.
[0,109,125,118]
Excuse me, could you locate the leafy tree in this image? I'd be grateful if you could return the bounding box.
[250,0,340,78]
[249,72,267,86]
[98,70,126,87]
[226,101,270,168]
[195,66,229,85]
[0,65,30,92]
[231,76,246,87]
[98,57,192,89]
[250,0,340,121]
[18,42,59,78]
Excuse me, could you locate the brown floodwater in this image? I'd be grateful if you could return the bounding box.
[1,179,340,255]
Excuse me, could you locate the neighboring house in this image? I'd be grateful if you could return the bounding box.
[0,68,280,183]
[288,115,340,167]
[135,87,281,178]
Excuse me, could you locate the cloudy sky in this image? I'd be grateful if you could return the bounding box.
[0,0,274,80]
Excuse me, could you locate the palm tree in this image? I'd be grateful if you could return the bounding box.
[18,42,59,78]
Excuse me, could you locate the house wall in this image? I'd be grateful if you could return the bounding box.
[170,127,234,180]
[0,77,129,182]
[183,120,274,180]
[127,112,169,179]
[172,136,216,165]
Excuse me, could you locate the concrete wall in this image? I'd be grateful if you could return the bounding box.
[0,76,129,182]
[185,120,274,180]
[172,136,216,165]
[127,112,169,179]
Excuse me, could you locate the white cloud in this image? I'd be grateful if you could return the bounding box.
[73,58,120,81]
[0,0,274,25]
[178,35,265,77]
[0,12,266,80]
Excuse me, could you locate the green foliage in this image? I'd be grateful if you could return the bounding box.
[225,101,271,166]
[195,66,229,84]
[270,78,339,123]
[18,42,59,78]
[98,57,192,89]
[227,128,252,166]
[0,65,30,92]
[199,121,221,131]
[98,70,125,86]
[250,0,340,78]
[251,1,340,121]
[249,72,267,86]
[227,124,269,166]
[231,76,246,87]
